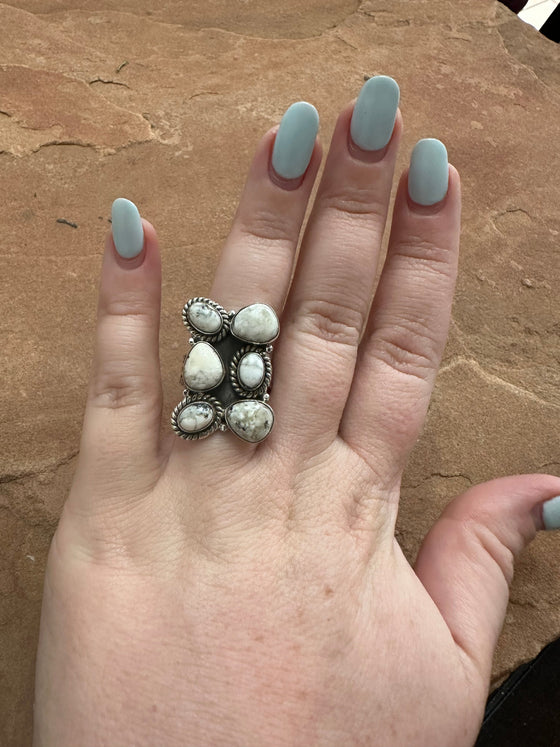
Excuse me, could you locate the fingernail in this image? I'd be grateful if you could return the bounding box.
[350,75,400,152]
[543,496,560,530]
[271,101,319,181]
[408,139,449,207]
[111,198,144,259]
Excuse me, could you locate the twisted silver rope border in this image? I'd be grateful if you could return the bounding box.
[171,393,224,440]
[182,297,230,343]
[229,345,272,399]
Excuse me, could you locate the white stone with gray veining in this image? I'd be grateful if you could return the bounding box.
[187,301,223,334]
[226,400,274,442]
[238,352,265,389]
[184,341,225,391]
[231,303,279,344]
[178,402,214,432]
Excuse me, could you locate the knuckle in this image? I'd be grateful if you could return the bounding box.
[100,287,156,320]
[464,518,515,587]
[343,459,398,534]
[392,236,456,278]
[90,314,159,412]
[294,297,365,349]
[238,206,296,245]
[369,318,439,382]
[88,373,152,410]
[321,186,387,220]
[89,351,161,412]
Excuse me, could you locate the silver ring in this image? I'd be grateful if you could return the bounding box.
[171,298,279,443]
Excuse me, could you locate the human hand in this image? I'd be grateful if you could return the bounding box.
[33,76,560,747]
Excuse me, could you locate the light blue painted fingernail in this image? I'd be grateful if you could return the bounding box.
[350,75,400,151]
[111,198,144,259]
[543,496,560,530]
[408,139,449,207]
[271,101,319,180]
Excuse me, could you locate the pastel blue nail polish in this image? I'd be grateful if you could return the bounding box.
[543,496,560,530]
[408,139,449,206]
[350,75,400,151]
[271,101,319,180]
[111,198,144,259]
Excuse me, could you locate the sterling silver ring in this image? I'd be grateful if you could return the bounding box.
[171,298,279,443]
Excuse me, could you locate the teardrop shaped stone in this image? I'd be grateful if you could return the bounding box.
[178,401,215,433]
[231,303,279,344]
[238,352,265,390]
[184,342,225,391]
[225,400,274,443]
[187,301,222,334]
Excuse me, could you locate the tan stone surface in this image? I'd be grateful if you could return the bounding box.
[1,1,559,742]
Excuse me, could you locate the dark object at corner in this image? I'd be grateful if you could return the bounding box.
[475,636,560,747]
[540,5,560,43]
[500,0,528,12]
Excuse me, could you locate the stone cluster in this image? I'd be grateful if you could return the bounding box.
[172,299,279,443]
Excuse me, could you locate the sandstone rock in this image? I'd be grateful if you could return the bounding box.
[1,1,559,743]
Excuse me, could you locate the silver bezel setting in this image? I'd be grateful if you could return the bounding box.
[229,345,272,399]
[182,341,226,392]
[230,302,280,344]
[171,393,224,440]
[224,400,275,443]
[182,297,230,343]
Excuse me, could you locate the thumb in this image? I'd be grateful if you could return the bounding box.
[414,474,560,683]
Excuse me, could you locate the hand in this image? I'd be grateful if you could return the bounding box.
[33,77,560,747]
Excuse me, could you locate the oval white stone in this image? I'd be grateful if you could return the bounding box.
[231,303,279,344]
[238,352,265,390]
[184,342,225,391]
[225,400,274,443]
[178,402,214,433]
[187,302,222,334]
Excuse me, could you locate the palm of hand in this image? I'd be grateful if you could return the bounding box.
[33,97,560,747]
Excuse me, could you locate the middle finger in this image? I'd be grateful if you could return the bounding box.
[270,75,402,458]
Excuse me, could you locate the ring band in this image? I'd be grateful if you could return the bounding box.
[171,298,279,443]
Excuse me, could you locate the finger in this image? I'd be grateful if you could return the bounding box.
[414,474,560,687]
[341,145,461,489]
[75,199,164,508]
[209,101,321,312]
[167,102,321,464]
[270,76,402,457]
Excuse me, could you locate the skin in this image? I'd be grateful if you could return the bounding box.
[32,100,560,747]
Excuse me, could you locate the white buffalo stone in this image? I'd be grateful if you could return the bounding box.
[231,303,279,344]
[187,301,222,334]
[178,402,214,433]
[226,400,274,443]
[238,352,265,389]
[184,342,225,391]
